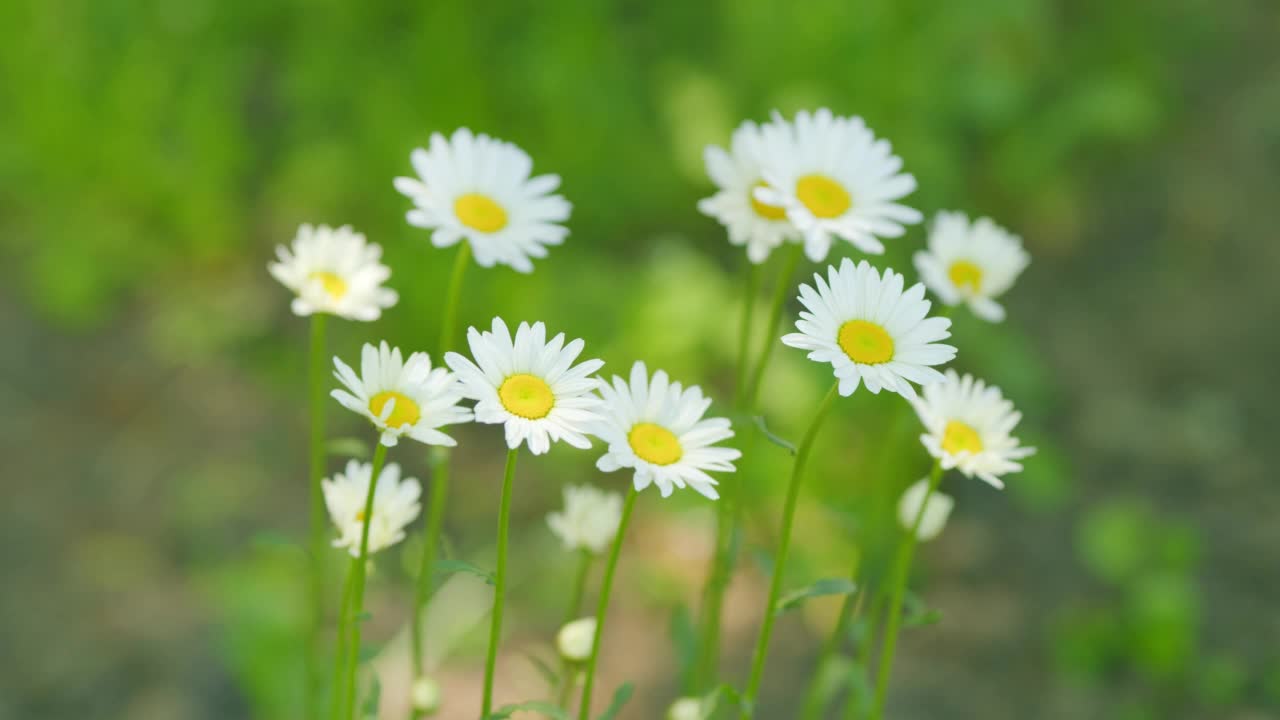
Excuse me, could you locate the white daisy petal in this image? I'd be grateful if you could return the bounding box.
[331,342,474,447]
[268,224,398,321]
[915,211,1029,323]
[910,370,1035,490]
[323,461,422,557]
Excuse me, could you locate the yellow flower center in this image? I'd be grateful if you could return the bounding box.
[941,420,984,455]
[369,390,422,429]
[454,192,508,233]
[749,181,788,220]
[498,373,555,419]
[948,260,983,293]
[795,174,852,218]
[837,320,894,364]
[309,271,348,299]
[628,422,683,465]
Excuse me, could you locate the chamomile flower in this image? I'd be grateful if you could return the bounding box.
[547,484,624,554]
[331,342,473,447]
[445,319,604,455]
[697,119,800,263]
[897,478,955,542]
[782,259,956,399]
[323,460,422,556]
[394,128,571,273]
[914,211,1030,322]
[593,361,740,499]
[754,108,922,261]
[910,370,1036,489]
[267,224,398,321]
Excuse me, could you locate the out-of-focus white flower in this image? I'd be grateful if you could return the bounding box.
[914,211,1030,322]
[911,370,1036,489]
[897,478,955,542]
[411,676,441,715]
[556,617,597,663]
[445,318,604,455]
[323,460,421,556]
[547,484,623,554]
[331,342,473,447]
[268,224,398,321]
[667,697,705,720]
[394,128,571,273]
[697,119,800,263]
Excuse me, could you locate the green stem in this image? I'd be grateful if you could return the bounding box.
[799,555,863,720]
[577,487,638,720]
[556,549,595,710]
[481,448,519,717]
[695,467,738,691]
[328,561,355,720]
[307,313,328,719]
[744,244,802,411]
[340,441,389,720]
[868,459,943,720]
[740,381,841,719]
[733,260,761,405]
[438,242,471,356]
[409,449,450,719]
[841,594,884,720]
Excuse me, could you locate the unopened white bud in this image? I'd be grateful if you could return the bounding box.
[667,697,704,720]
[556,617,597,663]
[411,675,441,715]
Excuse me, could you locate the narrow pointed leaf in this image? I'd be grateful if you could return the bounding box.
[775,578,858,615]
[595,682,634,720]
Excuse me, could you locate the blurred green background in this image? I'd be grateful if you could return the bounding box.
[3,1,1278,719]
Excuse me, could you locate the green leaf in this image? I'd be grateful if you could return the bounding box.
[434,558,495,585]
[354,611,372,623]
[753,415,797,455]
[327,436,371,459]
[775,578,858,615]
[250,531,305,556]
[484,700,569,719]
[700,683,743,717]
[903,591,942,628]
[523,650,561,689]
[669,604,697,692]
[359,673,381,718]
[595,682,634,720]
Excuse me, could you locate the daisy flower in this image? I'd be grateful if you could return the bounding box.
[394,128,571,273]
[914,211,1030,322]
[331,341,473,447]
[547,484,624,554]
[323,460,422,556]
[593,361,740,499]
[267,224,398,321]
[910,370,1036,489]
[697,118,800,263]
[445,318,604,455]
[897,478,955,542]
[754,108,922,261]
[782,259,956,399]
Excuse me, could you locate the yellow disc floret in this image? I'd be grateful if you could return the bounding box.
[628,422,683,465]
[369,390,422,429]
[454,192,508,233]
[309,270,348,299]
[796,174,852,218]
[499,373,555,419]
[837,320,895,365]
[948,260,983,294]
[749,181,788,220]
[941,420,983,455]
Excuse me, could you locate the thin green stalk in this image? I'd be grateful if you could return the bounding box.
[841,594,884,720]
[695,467,738,691]
[744,243,803,411]
[733,260,762,405]
[409,450,450,719]
[307,313,329,719]
[577,487,639,720]
[799,555,863,720]
[339,441,389,720]
[438,242,471,355]
[481,448,519,717]
[740,381,841,719]
[556,548,595,710]
[869,459,943,720]
[328,562,355,720]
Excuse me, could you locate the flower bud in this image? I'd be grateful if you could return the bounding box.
[667,697,703,720]
[411,676,441,715]
[556,617,597,663]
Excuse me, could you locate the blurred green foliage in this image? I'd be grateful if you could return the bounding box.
[3,0,1278,719]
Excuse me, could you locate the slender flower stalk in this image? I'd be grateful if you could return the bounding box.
[744,243,803,410]
[869,459,943,720]
[841,594,885,720]
[481,448,520,717]
[733,260,761,405]
[577,488,639,720]
[740,381,841,719]
[437,242,471,355]
[329,561,355,720]
[306,313,328,719]
[339,441,389,720]
[556,549,595,709]
[799,556,863,720]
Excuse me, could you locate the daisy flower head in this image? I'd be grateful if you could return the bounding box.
[445,318,605,455]
[593,361,741,499]
[914,211,1030,322]
[753,108,922,261]
[547,484,624,554]
[782,259,956,399]
[323,460,422,556]
[911,370,1036,489]
[331,341,473,448]
[697,118,801,264]
[897,478,955,542]
[267,224,398,321]
[394,128,571,273]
